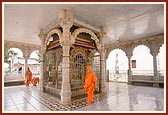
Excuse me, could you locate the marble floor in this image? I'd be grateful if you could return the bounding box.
[3,82,165,113]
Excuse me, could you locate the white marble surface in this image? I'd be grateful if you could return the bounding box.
[3,82,165,112]
[77,82,165,112]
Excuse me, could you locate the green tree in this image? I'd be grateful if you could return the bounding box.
[4,49,15,63]
[35,50,41,63]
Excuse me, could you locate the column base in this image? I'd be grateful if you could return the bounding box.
[127,81,132,85]
[153,83,160,87]
[60,92,71,105]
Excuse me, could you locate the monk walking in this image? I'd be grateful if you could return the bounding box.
[83,66,97,105]
[25,67,32,87]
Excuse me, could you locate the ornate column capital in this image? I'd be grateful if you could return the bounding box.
[60,25,72,46]
[100,26,107,37]
[38,29,46,46]
[147,40,160,57]
[99,26,107,43]
[23,49,30,60]
[122,44,135,59]
[59,10,73,102]
[59,9,73,30]
[38,29,47,53]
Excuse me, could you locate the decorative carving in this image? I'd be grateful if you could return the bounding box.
[4,40,40,59]
[71,28,101,52]
[38,29,46,45]
[73,15,101,33]
[71,28,99,43]
[105,34,164,49]
[45,29,62,48]
[105,34,164,58]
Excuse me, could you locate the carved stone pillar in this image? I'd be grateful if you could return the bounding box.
[100,49,107,94]
[24,56,29,78]
[4,47,8,60]
[153,55,158,86]
[60,45,71,104]
[127,55,132,84]
[40,51,45,91]
[23,48,30,76]
[150,49,159,87]
[59,9,73,104]
[99,28,107,94]
[38,29,46,91]
[124,46,133,85]
[148,40,160,87]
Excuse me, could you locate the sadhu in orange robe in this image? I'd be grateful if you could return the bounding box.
[83,66,97,105]
[25,67,32,87]
[31,77,40,86]
[25,67,39,86]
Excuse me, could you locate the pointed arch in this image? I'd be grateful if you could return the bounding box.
[132,44,151,56]
[132,45,153,71]
[45,28,62,48]
[106,48,128,70]
[71,28,100,48]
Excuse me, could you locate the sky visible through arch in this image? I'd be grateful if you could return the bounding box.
[5,45,165,71]
[106,44,165,71]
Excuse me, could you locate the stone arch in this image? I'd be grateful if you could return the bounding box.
[106,48,128,70]
[107,47,127,58]
[5,47,24,74]
[106,48,114,59]
[4,40,41,63]
[71,28,100,49]
[45,28,62,49]
[22,48,36,59]
[29,50,40,58]
[132,44,153,71]
[106,48,128,82]
[94,51,100,56]
[28,50,41,74]
[6,47,24,58]
[132,44,151,56]
[6,45,24,57]
[107,48,127,59]
[158,43,165,55]
[145,39,164,56]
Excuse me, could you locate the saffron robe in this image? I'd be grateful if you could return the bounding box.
[84,71,97,105]
[25,68,32,86]
[31,77,40,86]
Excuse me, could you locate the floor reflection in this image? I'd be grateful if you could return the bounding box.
[3,82,165,112]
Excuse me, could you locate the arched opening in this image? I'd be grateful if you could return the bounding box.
[4,47,24,83]
[131,45,153,75]
[28,50,41,76]
[43,32,62,100]
[106,49,128,82]
[70,31,100,100]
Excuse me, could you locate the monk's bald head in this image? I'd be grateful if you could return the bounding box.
[86,66,91,70]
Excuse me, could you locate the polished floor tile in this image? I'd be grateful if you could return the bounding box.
[3,82,165,112]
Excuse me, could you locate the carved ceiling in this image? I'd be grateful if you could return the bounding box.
[4,3,164,46]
